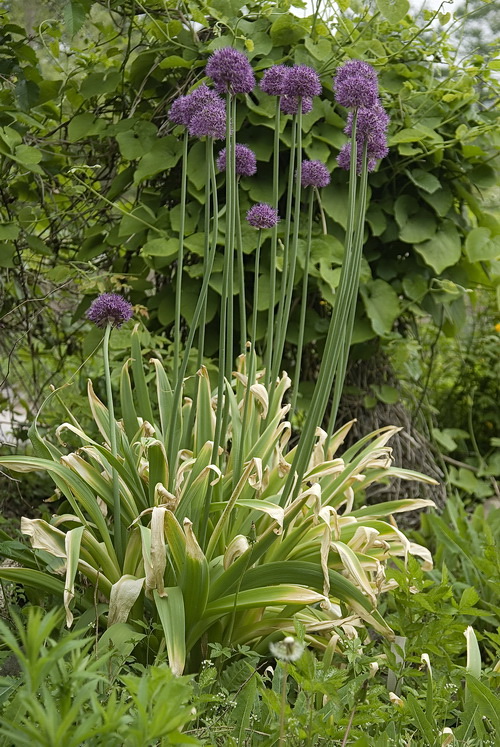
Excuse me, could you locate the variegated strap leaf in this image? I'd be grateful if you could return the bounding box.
[108,575,145,626]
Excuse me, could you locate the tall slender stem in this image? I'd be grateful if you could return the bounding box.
[167,145,218,490]
[212,95,234,468]
[279,663,288,746]
[226,96,237,381]
[103,323,123,563]
[197,137,213,368]
[271,106,303,410]
[173,131,189,385]
[235,187,246,351]
[265,98,281,389]
[271,115,297,387]
[234,229,262,485]
[327,140,369,438]
[279,112,359,508]
[290,188,314,413]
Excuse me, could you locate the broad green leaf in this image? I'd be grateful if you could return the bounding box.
[407,168,441,194]
[376,0,409,24]
[0,567,65,597]
[134,137,182,183]
[465,227,500,262]
[270,13,307,44]
[64,1,88,36]
[399,210,437,244]
[116,121,157,160]
[142,236,178,258]
[360,279,401,336]
[67,113,107,141]
[414,220,462,273]
[154,588,186,676]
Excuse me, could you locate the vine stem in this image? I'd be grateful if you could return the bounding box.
[173,131,189,385]
[103,323,123,563]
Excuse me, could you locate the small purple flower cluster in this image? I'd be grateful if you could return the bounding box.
[246,203,280,229]
[169,83,226,140]
[206,47,255,96]
[86,294,133,328]
[217,144,257,177]
[301,160,330,189]
[334,60,390,174]
[260,63,322,116]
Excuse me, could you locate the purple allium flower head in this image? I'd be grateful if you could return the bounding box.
[168,95,190,126]
[280,95,313,115]
[334,59,379,109]
[206,47,255,96]
[169,85,225,128]
[246,203,280,229]
[188,102,226,140]
[337,142,379,175]
[345,102,390,142]
[86,293,133,328]
[217,144,257,176]
[260,64,290,96]
[300,160,331,188]
[283,65,322,98]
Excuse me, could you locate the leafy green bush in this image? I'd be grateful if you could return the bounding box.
[1,0,499,428]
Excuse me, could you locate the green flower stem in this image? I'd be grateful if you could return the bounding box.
[235,186,246,351]
[271,113,297,388]
[272,106,303,408]
[212,94,235,469]
[327,141,369,439]
[264,98,281,389]
[103,323,123,564]
[167,145,218,490]
[279,113,359,508]
[279,662,288,746]
[173,131,189,386]
[290,187,314,414]
[226,95,237,380]
[196,137,213,369]
[234,229,262,487]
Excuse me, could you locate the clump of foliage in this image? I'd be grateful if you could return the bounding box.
[1,0,499,429]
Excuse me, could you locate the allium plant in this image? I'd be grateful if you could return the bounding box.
[0,53,433,679]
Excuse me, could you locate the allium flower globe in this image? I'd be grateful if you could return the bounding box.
[345,102,390,143]
[168,84,225,128]
[86,294,133,328]
[216,144,257,176]
[260,64,290,96]
[280,95,313,116]
[188,103,226,140]
[206,47,255,96]
[300,160,331,188]
[334,59,379,109]
[283,65,322,98]
[246,203,280,229]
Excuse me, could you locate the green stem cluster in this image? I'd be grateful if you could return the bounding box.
[103,323,123,563]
